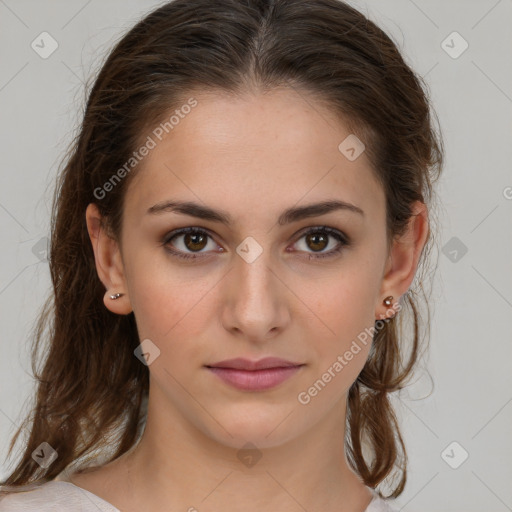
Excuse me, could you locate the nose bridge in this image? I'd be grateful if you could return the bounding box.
[222,234,289,338]
[233,235,277,300]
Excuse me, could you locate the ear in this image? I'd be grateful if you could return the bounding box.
[85,203,133,315]
[376,201,429,319]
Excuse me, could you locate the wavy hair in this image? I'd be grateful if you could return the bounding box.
[1,0,444,499]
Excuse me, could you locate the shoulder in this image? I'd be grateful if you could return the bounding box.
[0,481,118,512]
[364,490,400,512]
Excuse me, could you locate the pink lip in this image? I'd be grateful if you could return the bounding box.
[205,357,304,391]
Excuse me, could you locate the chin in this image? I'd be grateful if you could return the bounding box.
[198,404,306,450]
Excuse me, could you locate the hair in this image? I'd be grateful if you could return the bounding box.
[1,0,444,500]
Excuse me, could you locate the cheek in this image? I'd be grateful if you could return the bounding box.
[127,258,220,365]
[302,266,378,390]
[306,266,379,340]
[125,251,194,334]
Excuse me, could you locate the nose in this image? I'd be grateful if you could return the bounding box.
[220,244,291,343]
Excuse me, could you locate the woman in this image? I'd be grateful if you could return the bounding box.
[0,0,444,510]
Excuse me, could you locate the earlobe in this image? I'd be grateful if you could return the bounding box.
[376,201,429,319]
[103,290,132,315]
[85,203,133,315]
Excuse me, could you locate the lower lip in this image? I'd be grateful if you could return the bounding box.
[206,366,303,391]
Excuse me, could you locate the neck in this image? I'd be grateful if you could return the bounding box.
[116,386,374,512]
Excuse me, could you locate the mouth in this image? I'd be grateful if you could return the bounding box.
[205,357,305,391]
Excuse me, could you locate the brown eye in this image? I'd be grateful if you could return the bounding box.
[183,232,208,251]
[305,232,329,252]
[163,227,219,260]
[293,226,349,260]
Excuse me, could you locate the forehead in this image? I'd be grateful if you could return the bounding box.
[124,88,385,225]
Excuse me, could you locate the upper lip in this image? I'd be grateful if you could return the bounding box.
[206,357,303,371]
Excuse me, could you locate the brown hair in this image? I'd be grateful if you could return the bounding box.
[1,0,443,499]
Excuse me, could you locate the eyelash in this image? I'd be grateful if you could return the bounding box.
[161,226,350,261]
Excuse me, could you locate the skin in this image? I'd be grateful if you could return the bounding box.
[80,87,429,512]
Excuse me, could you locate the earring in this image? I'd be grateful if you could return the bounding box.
[383,295,393,306]
[110,292,125,300]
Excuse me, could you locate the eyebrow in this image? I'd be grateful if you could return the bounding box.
[147,199,364,225]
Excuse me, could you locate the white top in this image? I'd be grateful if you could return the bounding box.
[0,480,398,512]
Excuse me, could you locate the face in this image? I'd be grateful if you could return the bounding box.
[90,87,400,450]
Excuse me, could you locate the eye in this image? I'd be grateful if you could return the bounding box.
[292,226,349,260]
[162,227,221,261]
[162,225,350,262]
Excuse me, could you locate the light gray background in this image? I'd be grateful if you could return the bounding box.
[1,1,511,511]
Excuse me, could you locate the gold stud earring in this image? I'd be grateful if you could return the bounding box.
[383,295,393,307]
